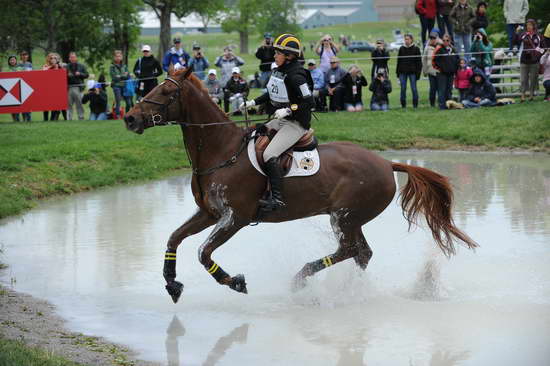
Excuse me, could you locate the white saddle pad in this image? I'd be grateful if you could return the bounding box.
[247,133,320,177]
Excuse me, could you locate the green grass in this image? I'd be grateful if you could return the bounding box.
[0,337,83,366]
[1,101,548,220]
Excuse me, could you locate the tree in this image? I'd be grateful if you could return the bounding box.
[256,0,301,39]
[221,0,261,54]
[196,0,224,33]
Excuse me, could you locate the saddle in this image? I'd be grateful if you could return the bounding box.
[254,127,318,175]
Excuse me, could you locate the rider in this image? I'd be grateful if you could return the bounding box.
[240,34,315,212]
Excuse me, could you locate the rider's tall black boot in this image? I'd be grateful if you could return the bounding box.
[259,157,285,212]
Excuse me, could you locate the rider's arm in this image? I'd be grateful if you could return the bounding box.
[287,72,314,123]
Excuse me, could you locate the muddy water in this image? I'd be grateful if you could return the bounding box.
[1,151,549,366]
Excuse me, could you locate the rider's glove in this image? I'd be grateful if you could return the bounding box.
[274,107,291,120]
[239,100,255,111]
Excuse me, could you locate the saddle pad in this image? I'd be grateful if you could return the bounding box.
[247,133,320,177]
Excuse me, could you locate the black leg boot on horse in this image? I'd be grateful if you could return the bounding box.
[259,157,286,212]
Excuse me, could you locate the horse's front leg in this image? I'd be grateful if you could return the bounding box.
[164,209,216,303]
[198,210,248,294]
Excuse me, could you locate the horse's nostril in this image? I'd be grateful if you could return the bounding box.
[125,115,135,124]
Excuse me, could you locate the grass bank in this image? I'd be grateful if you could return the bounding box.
[0,338,82,366]
[1,101,549,220]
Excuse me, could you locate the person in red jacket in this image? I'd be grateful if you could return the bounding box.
[416,0,438,47]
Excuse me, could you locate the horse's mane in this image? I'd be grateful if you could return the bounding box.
[173,68,207,93]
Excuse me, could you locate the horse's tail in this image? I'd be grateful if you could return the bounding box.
[392,162,478,257]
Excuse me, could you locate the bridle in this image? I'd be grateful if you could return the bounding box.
[139,77,183,126]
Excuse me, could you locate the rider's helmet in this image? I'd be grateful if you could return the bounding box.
[273,34,302,56]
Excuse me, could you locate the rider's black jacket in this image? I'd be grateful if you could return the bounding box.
[254,59,315,129]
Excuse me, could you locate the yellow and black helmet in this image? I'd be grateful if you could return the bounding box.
[273,34,302,56]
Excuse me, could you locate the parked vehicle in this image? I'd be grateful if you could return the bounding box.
[347,41,375,53]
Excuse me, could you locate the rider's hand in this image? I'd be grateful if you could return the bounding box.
[274,107,291,119]
[239,100,255,111]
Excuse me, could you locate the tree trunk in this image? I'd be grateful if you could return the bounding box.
[239,30,248,54]
[159,6,172,62]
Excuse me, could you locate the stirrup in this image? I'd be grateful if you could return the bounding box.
[258,196,285,211]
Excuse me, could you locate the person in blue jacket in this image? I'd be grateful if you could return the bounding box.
[461,69,496,108]
[162,37,190,72]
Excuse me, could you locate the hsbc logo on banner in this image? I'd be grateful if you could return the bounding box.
[0,69,67,113]
[0,78,34,106]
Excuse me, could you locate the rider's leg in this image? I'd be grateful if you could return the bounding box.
[260,119,306,210]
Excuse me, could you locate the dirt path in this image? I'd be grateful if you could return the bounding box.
[0,285,159,366]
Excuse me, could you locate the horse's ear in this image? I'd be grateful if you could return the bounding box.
[168,64,175,76]
[183,67,193,79]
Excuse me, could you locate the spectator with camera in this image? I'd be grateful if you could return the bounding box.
[449,0,476,62]
[65,52,89,120]
[504,0,529,52]
[205,69,223,106]
[433,34,460,109]
[306,59,327,112]
[133,45,162,100]
[396,33,422,109]
[315,34,339,74]
[215,46,245,113]
[462,70,496,108]
[323,56,346,111]
[82,83,108,120]
[514,19,544,102]
[188,45,210,80]
[255,33,275,88]
[369,69,392,111]
[470,28,493,77]
[224,67,249,115]
[162,37,190,72]
[371,40,390,80]
[342,65,368,112]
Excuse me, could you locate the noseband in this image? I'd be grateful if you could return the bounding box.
[139,77,182,126]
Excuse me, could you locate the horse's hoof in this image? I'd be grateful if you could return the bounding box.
[166,281,184,303]
[291,274,307,292]
[229,274,248,294]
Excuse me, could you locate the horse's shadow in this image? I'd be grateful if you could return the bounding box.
[165,315,249,366]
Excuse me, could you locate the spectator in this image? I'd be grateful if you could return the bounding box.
[422,31,441,107]
[371,39,390,80]
[415,0,437,47]
[162,37,190,72]
[471,1,489,33]
[544,24,550,48]
[124,75,136,110]
[306,59,326,112]
[65,52,89,120]
[215,46,245,113]
[7,56,21,122]
[470,28,493,77]
[369,70,392,111]
[17,51,32,121]
[133,45,162,100]
[249,72,262,89]
[224,67,249,115]
[504,0,529,52]
[514,19,544,102]
[205,69,223,106]
[42,53,66,121]
[255,33,275,88]
[433,34,460,109]
[82,83,108,120]
[315,34,339,74]
[454,58,473,101]
[324,56,346,111]
[540,51,550,101]
[18,51,33,71]
[342,65,368,112]
[462,70,496,108]
[396,33,422,108]
[188,45,209,80]
[109,50,132,118]
[449,0,476,62]
[437,0,455,41]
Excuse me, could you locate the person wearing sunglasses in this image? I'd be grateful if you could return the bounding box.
[432,35,460,109]
[315,34,339,74]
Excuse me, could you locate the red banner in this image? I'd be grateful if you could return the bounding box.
[0,69,68,114]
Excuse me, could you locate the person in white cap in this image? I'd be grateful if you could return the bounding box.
[224,67,249,114]
[205,69,223,106]
[133,45,162,100]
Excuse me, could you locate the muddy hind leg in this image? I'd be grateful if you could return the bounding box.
[164,210,216,303]
[198,215,248,294]
[292,216,360,291]
[353,229,373,270]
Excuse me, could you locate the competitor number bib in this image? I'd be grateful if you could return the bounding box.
[267,72,289,103]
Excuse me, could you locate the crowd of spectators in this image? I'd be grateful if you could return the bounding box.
[3,0,549,122]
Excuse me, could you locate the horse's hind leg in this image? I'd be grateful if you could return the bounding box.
[198,213,248,294]
[164,209,216,303]
[292,213,360,291]
[353,229,373,270]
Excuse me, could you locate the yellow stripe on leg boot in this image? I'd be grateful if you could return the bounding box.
[207,263,219,274]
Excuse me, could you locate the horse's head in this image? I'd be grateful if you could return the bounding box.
[124,67,195,134]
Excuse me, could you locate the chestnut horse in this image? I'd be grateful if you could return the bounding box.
[124,68,477,303]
